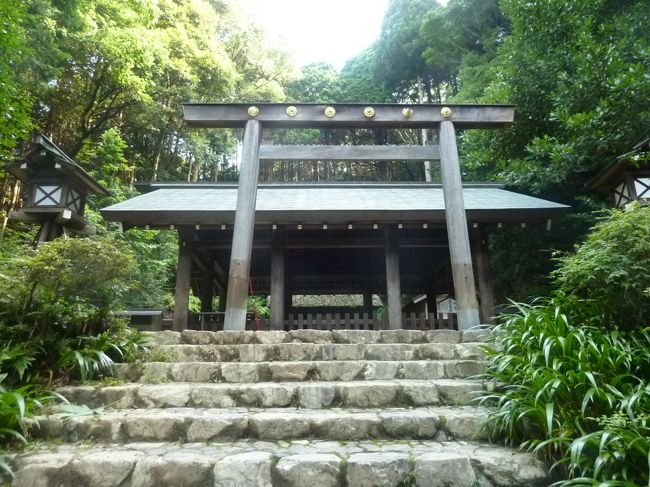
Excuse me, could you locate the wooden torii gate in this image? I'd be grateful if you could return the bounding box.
[182,103,515,331]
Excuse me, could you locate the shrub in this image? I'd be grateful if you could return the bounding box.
[480,297,650,485]
[0,236,137,335]
[0,237,148,385]
[553,203,650,329]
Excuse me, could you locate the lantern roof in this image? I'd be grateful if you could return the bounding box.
[4,134,109,195]
[588,136,650,191]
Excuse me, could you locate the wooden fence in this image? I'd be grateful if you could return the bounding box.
[188,311,457,331]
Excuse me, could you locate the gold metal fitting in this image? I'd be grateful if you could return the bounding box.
[247,106,260,117]
[324,106,336,118]
[402,107,414,118]
[363,106,375,118]
[286,105,298,117]
[441,106,453,118]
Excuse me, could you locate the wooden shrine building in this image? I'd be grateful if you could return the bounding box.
[101,103,568,332]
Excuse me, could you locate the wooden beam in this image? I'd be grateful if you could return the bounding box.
[384,225,403,330]
[183,103,515,129]
[192,249,226,292]
[194,236,450,250]
[259,144,440,161]
[224,120,262,330]
[438,120,481,330]
[173,228,193,331]
[270,226,285,330]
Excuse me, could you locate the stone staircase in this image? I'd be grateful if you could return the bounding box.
[8,329,549,486]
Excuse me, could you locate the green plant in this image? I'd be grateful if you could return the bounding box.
[0,238,149,385]
[0,378,62,478]
[553,204,650,329]
[248,296,270,318]
[480,297,650,484]
[0,237,137,336]
[561,410,650,486]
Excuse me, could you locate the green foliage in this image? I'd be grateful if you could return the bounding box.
[0,237,148,385]
[117,229,177,310]
[488,198,603,303]
[339,47,391,103]
[0,237,137,335]
[77,128,133,205]
[285,62,341,103]
[460,0,650,195]
[1,0,294,187]
[0,0,33,162]
[553,204,650,329]
[0,378,62,478]
[375,0,445,101]
[563,412,650,486]
[483,203,650,484]
[481,298,650,484]
[248,296,270,319]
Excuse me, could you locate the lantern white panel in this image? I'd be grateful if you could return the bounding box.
[634,177,650,199]
[66,188,82,213]
[34,185,62,206]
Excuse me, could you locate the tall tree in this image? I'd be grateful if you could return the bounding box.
[339,47,391,103]
[375,0,446,102]
[460,0,650,197]
[421,0,507,100]
[0,0,32,162]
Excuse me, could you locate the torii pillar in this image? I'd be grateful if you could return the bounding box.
[223,120,261,330]
[438,119,481,329]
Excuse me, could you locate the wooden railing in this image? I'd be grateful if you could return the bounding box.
[286,312,375,330]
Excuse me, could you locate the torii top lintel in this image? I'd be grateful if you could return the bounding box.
[182,103,515,129]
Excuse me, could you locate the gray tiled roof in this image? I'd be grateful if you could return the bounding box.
[102,183,568,225]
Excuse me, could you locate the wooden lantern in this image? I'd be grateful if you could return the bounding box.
[588,137,650,207]
[4,135,109,243]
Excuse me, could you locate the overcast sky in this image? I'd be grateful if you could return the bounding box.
[239,0,391,70]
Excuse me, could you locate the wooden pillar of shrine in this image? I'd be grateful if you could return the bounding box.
[200,273,213,313]
[173,227,193,331]
[473,224,495,323]
[270,226,286,330]
[384,225,402,330]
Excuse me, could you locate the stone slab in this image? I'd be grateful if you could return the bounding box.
[8,440,549,487]
[33,406,489,443]
[57,379,484,410]
[150,342,470,362]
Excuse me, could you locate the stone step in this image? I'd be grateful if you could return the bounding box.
[151,341,485,363]
[34,406,490,443]
[113,359,486,383]
[57,379,485,410]
[145,328,490,346]
[9,439,548,487]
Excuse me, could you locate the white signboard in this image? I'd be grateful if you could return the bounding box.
[436,297,457,314]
